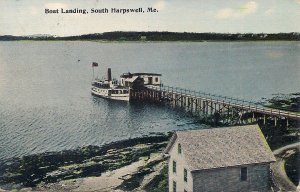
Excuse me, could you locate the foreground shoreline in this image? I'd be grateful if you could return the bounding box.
[0,134,171,191]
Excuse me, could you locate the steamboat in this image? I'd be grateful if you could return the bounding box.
[91,67,130,101]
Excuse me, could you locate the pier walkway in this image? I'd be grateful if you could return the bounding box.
[131,85,300,126]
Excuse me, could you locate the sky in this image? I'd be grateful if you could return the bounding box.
[0,0,299,36]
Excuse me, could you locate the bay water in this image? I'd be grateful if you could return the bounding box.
[0,41,299,160]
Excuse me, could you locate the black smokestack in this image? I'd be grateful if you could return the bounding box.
[107,68,112,81]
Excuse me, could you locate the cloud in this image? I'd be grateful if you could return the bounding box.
[44,3,68,9]
[215,8,234,19]
[215,1,257,19]
[153,0,166,11]
[264,7,275,16]
[29,6,38,15]
[239,1,257,14]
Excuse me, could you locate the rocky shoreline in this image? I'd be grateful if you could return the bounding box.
[0,134,171,191]
[263,93,300,113]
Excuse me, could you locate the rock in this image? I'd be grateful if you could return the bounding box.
[19,188,33,191]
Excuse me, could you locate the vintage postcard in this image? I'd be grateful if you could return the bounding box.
[0,0,299,191]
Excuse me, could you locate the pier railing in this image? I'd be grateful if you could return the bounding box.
[147,85,300,120]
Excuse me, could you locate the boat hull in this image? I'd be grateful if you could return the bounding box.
[91,88,130,101]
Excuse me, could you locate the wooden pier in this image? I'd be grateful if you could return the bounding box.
[131,85,300,127]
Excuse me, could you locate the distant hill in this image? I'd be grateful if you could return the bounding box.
[0,32,299,41]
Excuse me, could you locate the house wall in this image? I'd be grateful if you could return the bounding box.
[168,139,193,192]
[192,164,271,192]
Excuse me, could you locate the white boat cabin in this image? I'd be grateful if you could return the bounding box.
[120,72,162,88]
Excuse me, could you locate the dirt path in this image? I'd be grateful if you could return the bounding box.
[271,142,299,192]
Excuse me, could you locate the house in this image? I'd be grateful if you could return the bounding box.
[120,72,162,89]
[140,36,147,40]
[164,125,276,192]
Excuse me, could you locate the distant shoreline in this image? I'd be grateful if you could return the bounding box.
[1,39,299,43]
[1,32,299,41]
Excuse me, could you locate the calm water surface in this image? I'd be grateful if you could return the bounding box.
[0,41,299,160]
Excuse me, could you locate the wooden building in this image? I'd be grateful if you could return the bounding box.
[120,72,162,89]
[164,125,276,192]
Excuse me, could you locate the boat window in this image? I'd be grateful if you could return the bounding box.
[148,77,153,84]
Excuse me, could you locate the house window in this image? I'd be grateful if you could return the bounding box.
[241,167,247,181]
[184,168,187,182]
[173,181,176,192]
[155,77,158,82]
[178,143,181,154]
[173,160,176,173]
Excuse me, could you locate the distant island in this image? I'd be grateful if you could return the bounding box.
[0,31,299,41]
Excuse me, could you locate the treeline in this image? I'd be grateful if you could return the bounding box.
[0,32,299,41]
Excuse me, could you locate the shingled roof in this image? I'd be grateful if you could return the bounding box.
[164,125,276,171]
